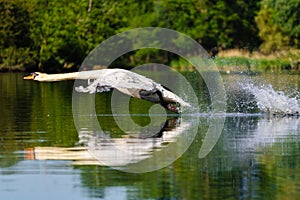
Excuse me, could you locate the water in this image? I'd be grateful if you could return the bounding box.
[225,73,300,114]
[0,72,300,199]
[243,83,300,114]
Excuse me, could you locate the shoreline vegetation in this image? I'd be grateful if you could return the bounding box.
[1,0,299,74]
[172,49,300,73]
[1,49,299,74]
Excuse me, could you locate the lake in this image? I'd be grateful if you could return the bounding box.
[0,72,300,199]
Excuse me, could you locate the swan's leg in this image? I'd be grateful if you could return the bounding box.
[139,90,161,103]
[139,90,179,113]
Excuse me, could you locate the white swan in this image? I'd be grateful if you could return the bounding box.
[24,69,191,113]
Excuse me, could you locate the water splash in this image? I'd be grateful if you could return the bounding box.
[241,83,300,115]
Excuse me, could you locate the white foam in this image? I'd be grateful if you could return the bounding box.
[242,83,300,114]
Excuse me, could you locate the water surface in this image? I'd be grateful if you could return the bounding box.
[0,72,300,199]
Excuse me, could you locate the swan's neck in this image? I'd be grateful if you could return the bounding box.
[37,69,123,82]
[38,72,79,81]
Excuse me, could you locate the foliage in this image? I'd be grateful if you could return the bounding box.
[256,0,300,53]
[169,56,295,73]
[198,0,261,51]
[154,0,261,52]
[0,0,33,68]
[214,56,293,72]
[0,0,299,71]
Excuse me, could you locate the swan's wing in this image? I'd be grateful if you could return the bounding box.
[98,69,156,91]
[75,69,155,95]
[75,69,191,107]
[100,69,191,107]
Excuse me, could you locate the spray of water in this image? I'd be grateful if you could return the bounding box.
[241,82,300,115]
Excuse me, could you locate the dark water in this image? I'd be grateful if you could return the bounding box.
[0,72,300,199]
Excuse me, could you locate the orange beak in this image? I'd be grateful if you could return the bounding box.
[24,74,35,80]
[24,148,35,160]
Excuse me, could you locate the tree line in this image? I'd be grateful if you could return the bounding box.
[0,0,299,72]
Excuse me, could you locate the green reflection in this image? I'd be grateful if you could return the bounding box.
[0,72,300,200]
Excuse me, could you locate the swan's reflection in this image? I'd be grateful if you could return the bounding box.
[28,117,196,171]
[26,114,300,172]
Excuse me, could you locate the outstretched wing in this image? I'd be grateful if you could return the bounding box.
[75,69,155,96]
[75,69,191,107]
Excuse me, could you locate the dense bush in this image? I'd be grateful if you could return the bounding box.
[0,0,299,71]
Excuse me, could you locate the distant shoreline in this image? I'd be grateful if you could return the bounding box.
[1,49,299,73]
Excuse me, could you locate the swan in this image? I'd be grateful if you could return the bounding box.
[24,69,191,113]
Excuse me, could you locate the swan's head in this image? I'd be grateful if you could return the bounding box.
[24,72,45,81]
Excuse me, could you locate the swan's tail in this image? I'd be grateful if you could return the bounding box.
[159,87,191,108]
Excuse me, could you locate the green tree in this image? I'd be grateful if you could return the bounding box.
[255,0,300,53]
[199,0,261,52]
[155,0,260,53]
[0,0,33,68]
[157,0,202,38]
[29,0,90,70]
[0,0,265,71]
[28,0,151,71]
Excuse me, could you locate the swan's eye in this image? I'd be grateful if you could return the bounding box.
[32,72,39,77]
